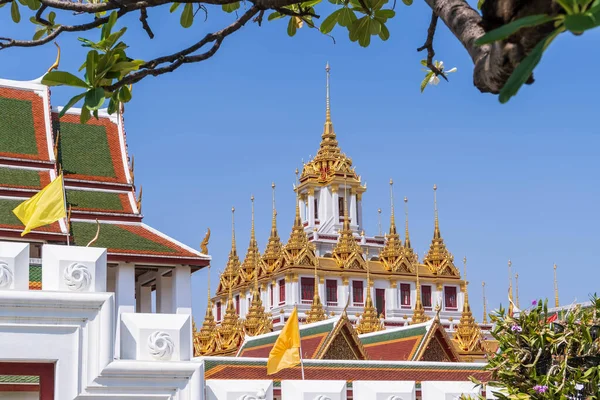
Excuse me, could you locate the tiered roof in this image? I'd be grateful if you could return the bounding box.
[0,78,210,281]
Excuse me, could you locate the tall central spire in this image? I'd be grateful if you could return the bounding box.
[433,184,440,239]
[411,263,429,324]
[241,195,261,283]
[355,250,383,334]
[423,184,458,276]
[317,62,340,157]
[262,183,284,274]
[380,179,405,272]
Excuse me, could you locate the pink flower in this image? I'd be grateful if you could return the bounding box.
[511,323,522,333]
[533,385,548,394]
[532,300,538,306]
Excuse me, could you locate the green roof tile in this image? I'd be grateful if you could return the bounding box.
[66,190,124,211]
[0,167,41,188]
[71,222,177,253]
[361,325,427,346]
[0,198,24,226]
[0,97,38,156]
[0,375,39,384]
[242,320,335,350]
[29,265,42,283]
[58,122,116,178]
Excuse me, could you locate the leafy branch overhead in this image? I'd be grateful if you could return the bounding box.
[1,0,599,121]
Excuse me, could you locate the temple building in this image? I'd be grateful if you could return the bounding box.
[195,64,490,361]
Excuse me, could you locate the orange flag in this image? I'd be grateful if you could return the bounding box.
[267,306,301,375]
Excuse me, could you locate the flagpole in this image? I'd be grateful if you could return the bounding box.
[60,171,70,246]
[295,305,305,380]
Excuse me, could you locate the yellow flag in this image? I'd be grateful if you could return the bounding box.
[12,174,66,236]
[267,306,301,375]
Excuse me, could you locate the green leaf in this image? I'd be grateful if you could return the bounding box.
[11,1,21,23]
[370,18,381,34]
[84,88,106,111]
[475,15,556,45]
[80,106,91,124]
[107,97,118,115]
[268,11,284,21]
[32,29,45,40]
[86,50,98,86]
[170,2,180,12]
[118,85,132,103]
[378,22,390,40]
[48,11,55,23]
[375,9,395,20]
[402,0,412,5]
[99,27,127,50]
[338,7,357,27]
[101,11,118,40]
[42,71,90,88]
[320,9,341,33]
[349,16,371,46]
[421,71,433,92]
[222,2,240,12]
[58,92,86,118]
[564,13,598,32]
[498,33,548,103]
[180,3,194,28]
[287,17,297,36]
[477,0,485,9]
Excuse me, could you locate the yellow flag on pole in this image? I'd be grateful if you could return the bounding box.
[12,173,66,236]
[267,306,301,375]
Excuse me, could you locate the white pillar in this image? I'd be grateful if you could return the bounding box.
[172,266,192,315]
[332,187,340,225]
[357,194,363,231]
[114,262,135,359]
[307,191,315,226]
[156,272,173,314]
[300,197,307,223]
[350,193,357,228]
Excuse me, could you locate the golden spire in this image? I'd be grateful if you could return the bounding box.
[554,263,559,308]
[454,256,483,353]
[321,62,337,148]
[355,250,383,334]
[515,273,520,309]
[244,243,273,336]
[220,207,240,291]
[410,264,429,324]
[284,169,317,266]
[332,175,365,270]
[403,196,417,264]
[262,183,284,274]
[423,185,458,276]
[306,258,326,323]
[379,179,407,273]
[508,259,514,316]
[194,265,218,355]
[216,281,244,354]
[241,195,261,283]
[377,208,382,236]
[482,281,488,324]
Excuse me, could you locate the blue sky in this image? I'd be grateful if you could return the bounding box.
[1,3,599,323]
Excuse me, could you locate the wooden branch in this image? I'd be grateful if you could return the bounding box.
[139,8,155,39]
[416,11,447,81]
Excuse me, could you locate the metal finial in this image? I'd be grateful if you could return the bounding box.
[482,281,488,324]
[377,208,382,236]
[231,207,236,253]
[554,263,559,308]
[404,196,411,248]
[515,272,520,308]
[325,62,331,123]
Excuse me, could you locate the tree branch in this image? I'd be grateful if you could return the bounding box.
[416,12,447,81]
[139,7,155,38]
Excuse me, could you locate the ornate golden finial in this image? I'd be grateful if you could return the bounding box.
[136,185,143,213]
[454,256,484,354]
[284,170,317,267]
[200,228,210,255]
[219,207,241,292]
[53,130,60,160]
[262,183,284,274]
[355,249,383,334]
[515,272,520,309]
[306,258,326,323]
[241,195,261,283]
[389,179,397,234]
[554,263,559,308]
[215,278,244,354]
[244,240,273,336]
[404,197,411,249]
[423,185,458,276]
[411,264,429,324]
[325,62,331,124]
[47,42,61,73]
[482,281,488,324]
[193,265,219,356]
[129,155,135,186]
[377,208,382,236]
[379,179,411,273]
[332,175,365,270]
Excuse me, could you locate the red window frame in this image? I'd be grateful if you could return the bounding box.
[400,283,411,308]
[445,286,457,310]
[326,279,338,305]
[352,280,364,305]
[338,197,345,217]
[375,288,386,317]
[301,277,314,303]
[279,279,285,305]
[216,301,221,321]
[422,285,432,308]
[235,295,240,315]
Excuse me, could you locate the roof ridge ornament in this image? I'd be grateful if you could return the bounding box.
[423,184,458,276]
[241,195,261,284]
[262,182,284,274]
[410,263,429,325]
[355,249,383,334]
[306,258,326,324]
[453,256,485,356]
[219,207,240,292]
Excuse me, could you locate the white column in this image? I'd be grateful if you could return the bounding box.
[140,286,152,313]
[307,190,315,226]
[114,262,135,359]
[357,194,363,231]
[172,266,192,315]
[300,197,307,223]
[332,186,339,225]
[339,280,348,307]
[156,272,173,314]
[350,193,357,228]
[291,280,299,304]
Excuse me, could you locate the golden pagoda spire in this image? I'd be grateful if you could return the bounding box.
[554,263,559,308]
[454,256,483,354]
[515,273,520,309]
[423,185,458,276]
[403,196,417,264]
[284,169,317,266]
[482,281,488,324]
[377,208,382,236]
[262,183,284,274]
[332,175,365,270]
[508,259,514,316]
[320,62,337,150]
[241,195,261,283]
[220,207,240,291]
[244,243,273,336]
[216,281,244,354]
[355,250,383,334]
[194,265,218,355]
[410,263,429,324]
[379,179,406,272]
[306,258,326,323]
